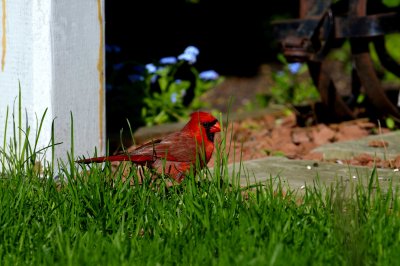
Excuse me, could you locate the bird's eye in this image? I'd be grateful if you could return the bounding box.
[202,119,217,128]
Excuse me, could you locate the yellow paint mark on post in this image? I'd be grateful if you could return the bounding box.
[1,0,6,72]
[97,0,104,152]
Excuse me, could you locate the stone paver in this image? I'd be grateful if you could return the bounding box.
[233,130,400,193]
[312,131,400,160]
[230,156,400,194]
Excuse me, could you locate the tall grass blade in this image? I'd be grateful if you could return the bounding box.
[69,111,75,179]
[1,106,8,174]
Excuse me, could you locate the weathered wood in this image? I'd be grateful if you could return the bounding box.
[0,0,105,164]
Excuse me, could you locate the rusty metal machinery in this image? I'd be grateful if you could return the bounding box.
[272,0,400,122]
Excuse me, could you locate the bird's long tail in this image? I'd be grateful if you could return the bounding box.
[76,154,151,164]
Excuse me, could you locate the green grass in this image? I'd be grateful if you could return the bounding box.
[1,95,400,265]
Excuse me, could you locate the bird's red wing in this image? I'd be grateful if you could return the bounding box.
[76,133,198,165]
[76,138,163,164]
[130,131,198,163]
[125,138,163,163]
[141,132,200,182]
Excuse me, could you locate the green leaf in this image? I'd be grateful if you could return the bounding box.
[277,53,287,64]
[357,94,365,104]
[158,77,168,92]
[382,0,400,7]
[385,117,395,129]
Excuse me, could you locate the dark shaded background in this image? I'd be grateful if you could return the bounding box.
[105,0,397,75]
[105,0,298,77]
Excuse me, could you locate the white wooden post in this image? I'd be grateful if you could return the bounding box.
[0,0,105,165]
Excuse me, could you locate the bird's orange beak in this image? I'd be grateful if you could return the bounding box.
[209,121,221,133]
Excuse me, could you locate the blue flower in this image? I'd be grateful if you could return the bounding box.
[170,93,177,103]
[150,75,158,84]
[128,74,144,82]
[287,62,302,74]
[106,45,113,53]
[113,63,124,71]
[106,84,113,91]
[160,56,177,64]
[183,46,199,56]
[133,65,145,73]
[178,53,196,64]
[106,45,121,53]
[199,70,219,80]
[178,45,200,64]
[145,63,157,74]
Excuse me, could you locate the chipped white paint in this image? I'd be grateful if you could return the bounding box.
[0,0,105,165]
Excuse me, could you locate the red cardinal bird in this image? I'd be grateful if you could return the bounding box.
[77,111,221,183]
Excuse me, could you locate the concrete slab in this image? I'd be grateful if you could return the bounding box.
[227,156,400,193]
[312,131,400,160]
